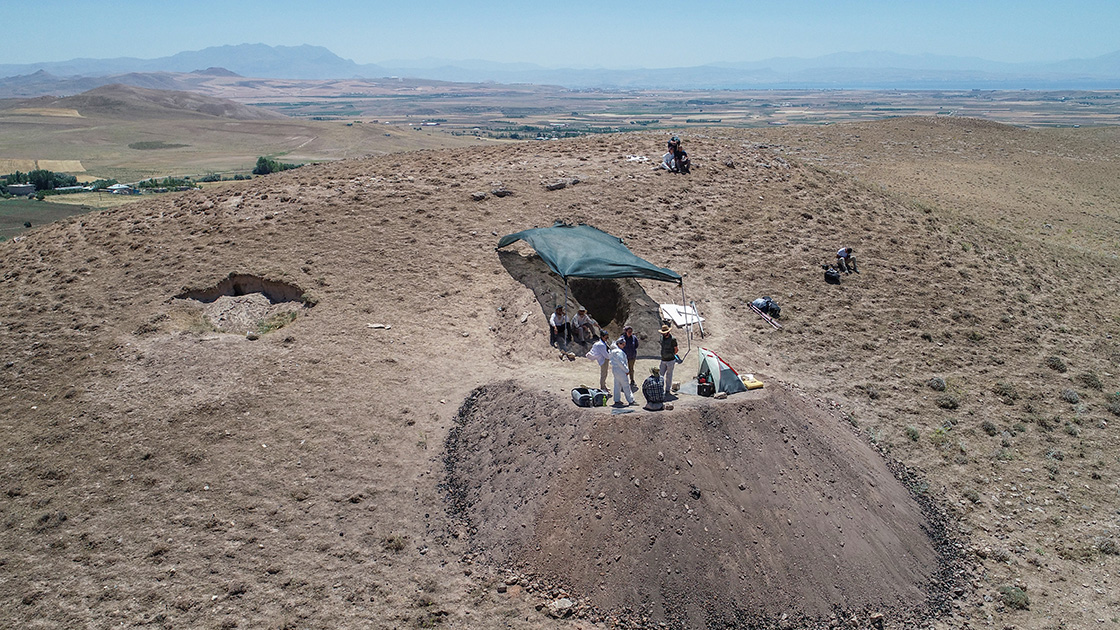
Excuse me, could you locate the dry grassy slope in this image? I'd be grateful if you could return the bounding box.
[0,88,487,182]
[46,84,289,121]
[0,118,1118,629]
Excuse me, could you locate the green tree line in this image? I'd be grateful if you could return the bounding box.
[1,169,78,194]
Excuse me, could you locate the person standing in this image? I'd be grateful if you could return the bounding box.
[609,341,634,406]
[585,330,611,391]
[658,324,679,397]
[549,305,570,350]
[616,325,639,391]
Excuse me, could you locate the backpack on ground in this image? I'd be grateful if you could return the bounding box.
[751,296,781,319]
[571,387,610,407]
[823,266,841,285]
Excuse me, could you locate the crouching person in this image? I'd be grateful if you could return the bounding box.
[642,367,666,411]
[836,247,858,274]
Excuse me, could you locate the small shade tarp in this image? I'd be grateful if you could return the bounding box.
[698,347,747,395]
[496,222,681,284]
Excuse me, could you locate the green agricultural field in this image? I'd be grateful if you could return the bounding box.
[0,197,108,240]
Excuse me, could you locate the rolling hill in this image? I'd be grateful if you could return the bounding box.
[1,118,1118,629]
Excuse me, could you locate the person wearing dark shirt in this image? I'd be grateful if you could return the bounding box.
[658,324,678,397]
[616,325,639,391]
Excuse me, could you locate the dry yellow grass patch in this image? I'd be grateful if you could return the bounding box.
[45,193,141,209]
[0,159,85,173]
[0,159,37,172]
[7,108,82,117]
[37,159,85,172]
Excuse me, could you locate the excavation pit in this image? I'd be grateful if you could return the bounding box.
[172,273,314,335]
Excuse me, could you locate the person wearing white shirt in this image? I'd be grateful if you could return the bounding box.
[549,305,570,350]
[609,342,634,406]
[571,307,599,343]
[585,331,611,390]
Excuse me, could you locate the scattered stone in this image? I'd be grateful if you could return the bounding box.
[544,180,567,191]
[491,187,513,197]
[547,597,574,618]
[245,331,260,341]
[714,391,728,399]
[471,192,488,201]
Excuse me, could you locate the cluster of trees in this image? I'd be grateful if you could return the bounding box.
[137,176,193,189]
[1,169,79,195]
[252,156,302,175]
[198,172,251,183]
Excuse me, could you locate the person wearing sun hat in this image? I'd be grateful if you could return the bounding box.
[658,324,678,397]
[572,306,599,344]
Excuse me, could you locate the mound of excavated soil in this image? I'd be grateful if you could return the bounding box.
[446,381,950,628]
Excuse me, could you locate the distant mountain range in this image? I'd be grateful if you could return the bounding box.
[1,44,1118,93]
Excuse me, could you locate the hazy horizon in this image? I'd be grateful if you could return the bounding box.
[3,0,1119,69]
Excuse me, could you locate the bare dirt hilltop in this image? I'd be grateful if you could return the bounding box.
[2,118,1119,630]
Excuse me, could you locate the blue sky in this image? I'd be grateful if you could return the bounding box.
[4,0,1118,67]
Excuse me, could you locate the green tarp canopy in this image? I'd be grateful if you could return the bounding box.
[496,222,682,284]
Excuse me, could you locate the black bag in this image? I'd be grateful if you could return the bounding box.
[752,296,781,319]
[571,387,609,407]
[824,268,841,284]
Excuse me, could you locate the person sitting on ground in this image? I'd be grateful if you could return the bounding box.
[609,341,635,406]
[658,324,679,397]
[585,330,611,391]
[836,247,858,274]
[642,366,666,411]
[571,307,599,344]
[549,305,571,350]
[660,136,691,173]
[616,325,639,390]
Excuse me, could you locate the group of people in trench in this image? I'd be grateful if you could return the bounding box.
[550,304,679,411]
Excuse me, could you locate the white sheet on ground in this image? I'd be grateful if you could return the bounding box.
[659,303,704,327]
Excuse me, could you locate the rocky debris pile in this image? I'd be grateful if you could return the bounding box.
[444,381,966,628]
